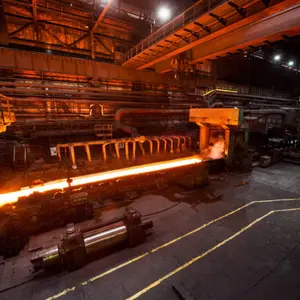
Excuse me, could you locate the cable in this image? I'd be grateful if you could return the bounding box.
[142,202,181,217]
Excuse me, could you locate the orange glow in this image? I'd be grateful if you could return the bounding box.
[0,156,202,207]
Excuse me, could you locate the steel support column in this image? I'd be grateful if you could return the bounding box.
[199,125,210,152]
[0,0,8,45]
[32,0,39,40]
[90,32,95,60]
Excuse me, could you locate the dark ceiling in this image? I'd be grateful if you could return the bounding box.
[258,35,300,69]
[214,35,300,94]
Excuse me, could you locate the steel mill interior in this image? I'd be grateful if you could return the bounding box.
[1,0,300,299]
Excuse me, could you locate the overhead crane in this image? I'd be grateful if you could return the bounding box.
[123,0,300,72]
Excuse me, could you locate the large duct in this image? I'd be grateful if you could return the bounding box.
[114,108,188,135]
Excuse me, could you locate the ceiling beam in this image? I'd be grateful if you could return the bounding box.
[95,35,113,55]
[9,22,33,37]
[5,13,133,44]
[5,0,132,33]
[91,0,111,33]
[39,23,67,47]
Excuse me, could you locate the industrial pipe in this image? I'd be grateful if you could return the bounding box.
[102,142,111,162]
[0,82,167,96]
[115,140,124,160]
[89,103,105,117]
[85,145,92,162]
[8,96,195,107]
[158,137,168,153]
[102,140,120,162]
[138,142,146,156]
[125,139,136,160]
[0,156,203,206]
[58,141,108,164]
[56,135,192,165]
[151,137,160,154]
[0,88,168,101]
[0,81,167,96]
[170,136,181,152]
[211,102,224,108]
[179,136,187,150]
[69,146,76,167]
[166,137,174,153]
[144,138,154,155]
[186,136,192,149]
[243,109,287,114]
[114,108,188,135]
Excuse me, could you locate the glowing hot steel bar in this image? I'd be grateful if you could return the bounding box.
[0,156,202,206]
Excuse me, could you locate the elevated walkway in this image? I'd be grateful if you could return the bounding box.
[123,0,300,71]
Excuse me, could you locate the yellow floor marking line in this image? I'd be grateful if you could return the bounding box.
[45,197,300,300]
[126,207,300,300]
[256,199,300,203]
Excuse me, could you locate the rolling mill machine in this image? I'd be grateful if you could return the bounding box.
[0,108,246,286]
[189,108,249,170]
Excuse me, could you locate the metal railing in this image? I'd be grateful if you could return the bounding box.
[126,0,227,61]
[201,85,238,97]
[56,135,192,167]
[195,83,291,100]
[0,94,16,133]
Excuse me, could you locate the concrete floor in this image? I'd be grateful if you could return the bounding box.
[2,162,300,300]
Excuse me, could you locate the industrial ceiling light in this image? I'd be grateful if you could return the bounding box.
[288,60,294,66]
[274,54,281,61]
[158,7,171,22]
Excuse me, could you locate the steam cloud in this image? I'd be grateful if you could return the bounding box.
[201,136,225,160]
